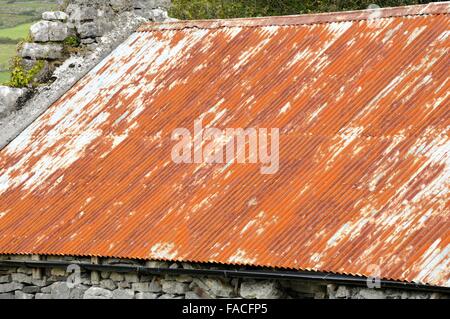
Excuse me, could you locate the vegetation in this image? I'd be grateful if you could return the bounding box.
[0,1,55,84]
[0,22,33,40]
[170,0,437,19]
[0,0,56,28]
[63,35,80,48]
[6,57,44,88]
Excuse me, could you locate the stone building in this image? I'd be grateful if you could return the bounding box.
[0,1,449,299]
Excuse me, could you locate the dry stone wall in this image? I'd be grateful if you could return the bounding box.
[0,0,172,123]
[0,255,447,300]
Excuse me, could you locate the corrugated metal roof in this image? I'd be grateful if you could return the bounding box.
[0,3,449,287]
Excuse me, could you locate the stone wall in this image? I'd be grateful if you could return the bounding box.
[0,0,173,148]
[0,255,447,299]
[0,0,172,122]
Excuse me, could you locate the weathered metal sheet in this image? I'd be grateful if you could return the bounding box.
[0,3,449,287]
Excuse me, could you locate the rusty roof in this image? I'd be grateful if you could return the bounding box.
[0,3,449,287]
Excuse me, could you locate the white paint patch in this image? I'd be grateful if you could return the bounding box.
[228,249,257,264]
[326,126,364,168]
[279,102,291,115]
[150,242,178,260]
[406,26,427,46]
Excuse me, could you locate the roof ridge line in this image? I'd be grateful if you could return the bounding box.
[138,2,449,32]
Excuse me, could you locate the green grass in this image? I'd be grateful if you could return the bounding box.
[0,1,56,83]
[0,0,56,28]
[0,22,32,40]
[0,71,10,84]
[0,44,17,67]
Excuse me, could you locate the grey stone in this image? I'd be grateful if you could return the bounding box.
[90,271,100,284]
[110,272,124,282]
[112,289,134,299]
[0,11,149,150]
[83,287,113,299]
[70,285,89,299]
[100,271,110,279]
[146,261,169,268]
[356,288,387,299]
[158,293,183,299]
[288,281,327,295]
[335,286,352,299]
[117,281,131,289]
[30,20,70,42]
[147,8,169,22]
[111,0,131,11]
[21,43,64,60]
[131,280,161,293]
[0,86,27,117]
[161,280,189,295]
[0,282,23,293]
[22,286,40,294]
[40,285,52,293]
[200,278,234,297]
[15,291,34,299]
[17,267,33,274]
[185,291,202,299]
[50,268,67,277]
[133,0,171,10]
[35,293,52,299]
[176,275,193,283]
[0,293,14,299]
[135,292,159,299]
[31,278,48,287]
[124,273,139,283]
[0,275,10,283]
[67,5,98,22]
[240,281,283,299]
[100,279,117,290]
[50,282,70,299]
[77,22,101,38]
[42,11,69,22]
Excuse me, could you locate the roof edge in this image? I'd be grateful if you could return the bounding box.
[138,2,449,31]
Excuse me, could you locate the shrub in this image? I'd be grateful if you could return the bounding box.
[7,57,44,88]
[169,0,435,20]
[64,35,80,48]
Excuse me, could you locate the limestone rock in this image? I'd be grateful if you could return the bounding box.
[42,11,68,22]
[112,289,134,299]
[49,282,70,299]
[83,287,113,299]
[21,43,64,60]
[334,286,352,299]
[135,292,159,299]
[185,291,202,299]
[240,281,283,299]
[161,280,189,295]
[35,293,52,299]
[100,279,117,290]
[15,291,34,299]
[0,275,10,284]
[30,20,70,42]
[0,86,27,117]
[131,280,161,293]
[193,278,234,297]
[67,5,98,22]
[0,282,24,293]
[357,288,387,299]
[0,293,14,299]
[22,286,40,294]
[76,22,101,38]
[124,273,139,283]
[109,272,124,282]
